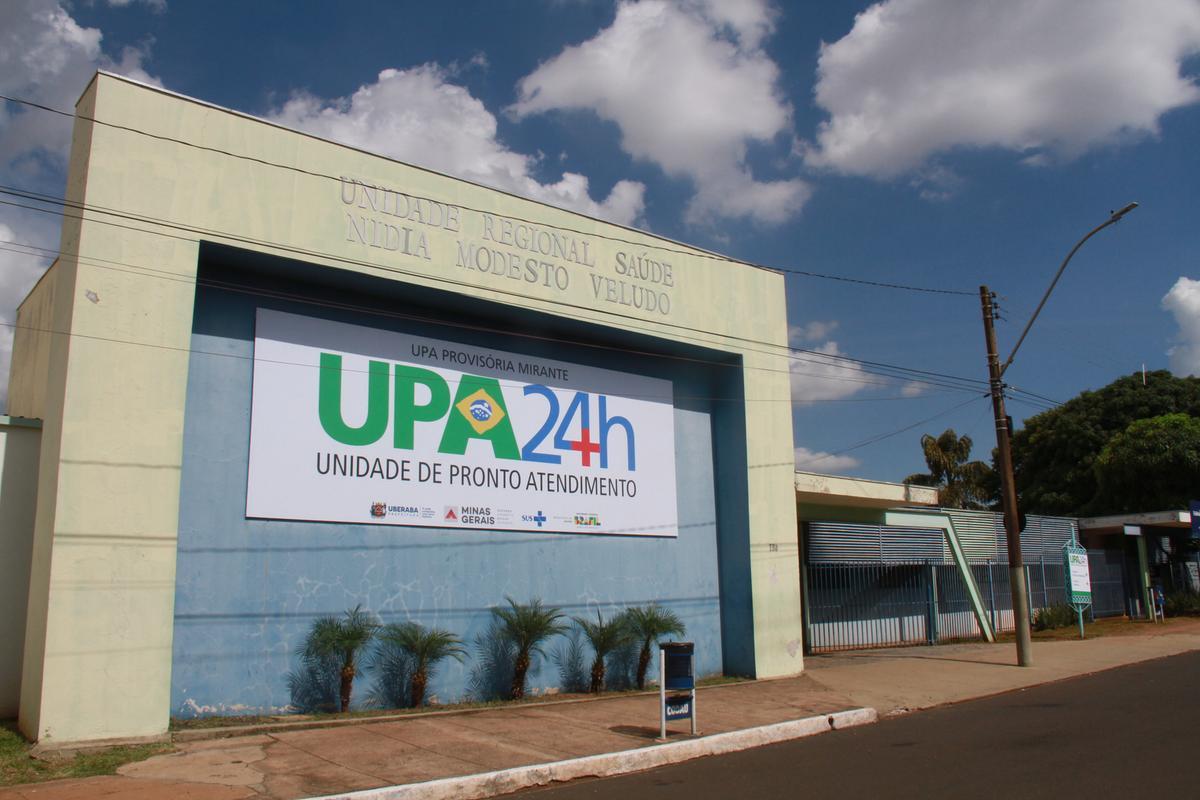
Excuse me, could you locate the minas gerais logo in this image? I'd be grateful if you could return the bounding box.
[316,352,639,469]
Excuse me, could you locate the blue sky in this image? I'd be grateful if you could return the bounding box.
[2,0,1199,483]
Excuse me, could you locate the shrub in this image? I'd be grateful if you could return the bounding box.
[296,605,380,712]
[491,597,568,699]
[573,609,633,693]
[1033,603,1077,631]
[622,605,686,690]
[1164,591,1200,617]
[370,621,465,708]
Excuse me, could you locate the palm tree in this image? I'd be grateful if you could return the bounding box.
[298,604,380,713]
[374,621,465,707]
[573,609,633,693]
[903,428,994,510]
[491,596,568,700]
[623,605,686,690]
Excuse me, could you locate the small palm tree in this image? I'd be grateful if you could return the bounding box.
[574,609,633,693]
[623,605,686,690]
[298,604,380,713]
[491,596,568,700]
[375,621,465,707]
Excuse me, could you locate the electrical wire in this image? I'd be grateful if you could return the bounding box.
[0,91,976,297]
[793,394,990,469]
[0,247,973,404]
[0,193,991,397]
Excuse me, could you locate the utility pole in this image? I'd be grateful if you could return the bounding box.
[981,286,1033,666]
[979,202,1138,667]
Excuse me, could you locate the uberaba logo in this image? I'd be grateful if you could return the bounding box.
[370,502,386,518]
[460,505,495,525]
[388,505,419,517]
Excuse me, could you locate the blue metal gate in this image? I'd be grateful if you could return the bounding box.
[801,516,1079,653]
[1087,548,1128,618]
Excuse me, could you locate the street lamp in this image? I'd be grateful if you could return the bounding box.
[981,202,1137,667]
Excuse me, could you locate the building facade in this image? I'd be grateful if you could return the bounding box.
[5,73,802,745]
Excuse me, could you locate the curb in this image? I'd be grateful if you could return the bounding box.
[312,707,877,800]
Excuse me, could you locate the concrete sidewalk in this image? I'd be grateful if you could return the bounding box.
[5,619,1199,800]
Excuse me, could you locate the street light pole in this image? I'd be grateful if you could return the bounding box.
[981,202,1138,668]
[981,286,1033,665]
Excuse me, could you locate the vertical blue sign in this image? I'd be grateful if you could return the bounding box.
[1190,500,1199,539]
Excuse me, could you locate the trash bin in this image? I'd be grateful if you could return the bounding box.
[659,642,696,738]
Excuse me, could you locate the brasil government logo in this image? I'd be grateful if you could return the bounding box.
[455,388,506,435]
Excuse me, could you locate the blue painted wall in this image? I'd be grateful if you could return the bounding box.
[170,258,742,716]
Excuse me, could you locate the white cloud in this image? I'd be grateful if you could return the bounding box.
[0,0,163,410]
[510,0,809,226]
[805,0,1200,179]
[1163,276,1200,377]
[790,341,875,405]
[687,0,777,49]
[105,0,167,12]
[0,0,161,170]
[268,66,645,227]
[900,380,926,398]
[789,320,839,343]
[794,446,860,473]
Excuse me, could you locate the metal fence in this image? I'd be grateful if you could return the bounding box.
[1087,548,1129,618]
[804,559,1071,653]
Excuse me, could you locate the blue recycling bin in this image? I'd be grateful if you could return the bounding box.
[659,642,696,737]
[662,642,694,690]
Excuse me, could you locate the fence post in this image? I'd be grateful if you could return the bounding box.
[926,560,939,645]
[798,535,812,655]
[1040,555,1049,608]
[987,560,997,633]
[1025,564,1035,625]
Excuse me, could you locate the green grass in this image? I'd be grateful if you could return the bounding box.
[992,614,1197,642]
[1,720,172,787]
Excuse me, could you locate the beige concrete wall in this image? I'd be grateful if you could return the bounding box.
[16,72,801,743]
[20,77,197,744]
[0,418,41,718]
[8,261,58,421]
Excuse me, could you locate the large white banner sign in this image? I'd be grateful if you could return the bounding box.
[246,309,678,536]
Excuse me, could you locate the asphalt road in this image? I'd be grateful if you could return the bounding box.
[518,649,1200,799]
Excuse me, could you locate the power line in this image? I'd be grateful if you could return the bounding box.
[0,240,976,404]
[0,306,973,408]
[0,191,990,396]
[1005,384,1061,408]
[0,91,976,297]
[800,394,988,464]
[1005,395,1058,414]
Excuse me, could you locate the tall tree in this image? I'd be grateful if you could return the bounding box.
[1010,371,1200,515]
[903,428,994,509]
[1091,413,1200,514]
